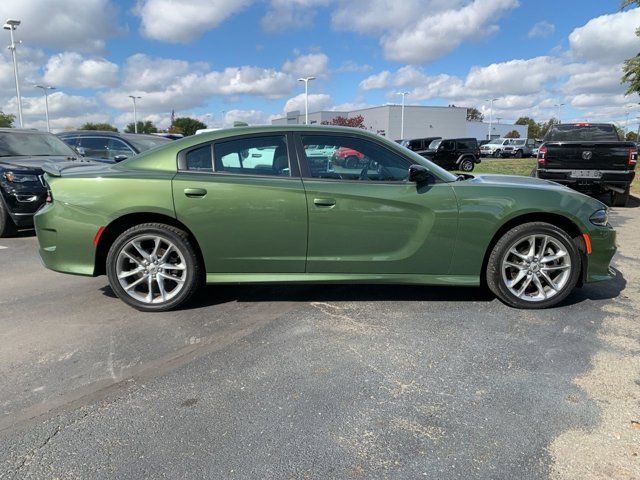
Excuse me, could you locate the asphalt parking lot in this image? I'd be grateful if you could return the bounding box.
[1,204,639,479]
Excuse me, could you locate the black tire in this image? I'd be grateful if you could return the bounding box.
[459,158,474,172]
[106,223,202,312]
[345,156,359,169]
[515,150,523,158]
[493,150,501,158]
[530,167,538,177]
[0,197,17,238]
[486,222,581,309]
[611,187,630,207]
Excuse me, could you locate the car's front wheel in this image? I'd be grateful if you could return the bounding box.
[106,223,202,311]
[486,222,581,309]
[0,197,17,237]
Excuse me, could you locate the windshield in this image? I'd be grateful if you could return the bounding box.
[123,135,171,152]
[428,139,441,149]
[0,131,77,157]
[544,124,619,142]
[486,138,507,146]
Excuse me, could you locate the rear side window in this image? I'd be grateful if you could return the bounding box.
[185,145,213,171]
[214,135,290,176]
[456,139,476,150]
[545,124,619,142]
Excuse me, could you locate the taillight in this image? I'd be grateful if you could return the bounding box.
[45,189,53,203]
[628,148,637,167]
[537,146,547,166]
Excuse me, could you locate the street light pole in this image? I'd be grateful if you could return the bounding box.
[35,85,55,132]
[554,103,565,124]
[298,77,316,125]
[4,19,23,127]
[486,98,498,140]
[128,95,141,133]
[396,91,409,140]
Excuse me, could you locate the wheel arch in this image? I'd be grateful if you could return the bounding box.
[94,212,204,276]
[479,211,587,287]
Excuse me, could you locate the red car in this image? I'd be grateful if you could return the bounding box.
[332,147,365,169]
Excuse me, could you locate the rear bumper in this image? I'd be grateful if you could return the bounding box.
[537,169,635,192]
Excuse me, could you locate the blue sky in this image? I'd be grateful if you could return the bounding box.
[0,0,638,132]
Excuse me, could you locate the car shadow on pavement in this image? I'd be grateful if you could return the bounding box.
[176,267,625,309]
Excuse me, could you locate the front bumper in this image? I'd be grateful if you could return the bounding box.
[1,182,48,227]
[585,226,617,283]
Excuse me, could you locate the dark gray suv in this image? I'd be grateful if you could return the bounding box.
[57,131,171,162]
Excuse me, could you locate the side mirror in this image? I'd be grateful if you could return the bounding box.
[438,145,444,151]
[114,155,128,162]
[408,164,431,184]
[75,146,86,156]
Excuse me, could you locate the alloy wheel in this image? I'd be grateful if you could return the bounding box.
[501,234,572,302]
[115,234,188,304]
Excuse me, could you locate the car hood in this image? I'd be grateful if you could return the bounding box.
[459,173,572,191]
[0,155,81,171]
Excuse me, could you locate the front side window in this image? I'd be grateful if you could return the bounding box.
[214,135,290,176]
[301,134,411,182]
[79,137,109,159]
[107,139,135,160]
[440,140,455,151]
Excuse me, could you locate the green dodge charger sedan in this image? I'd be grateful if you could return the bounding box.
[34,126,616,311]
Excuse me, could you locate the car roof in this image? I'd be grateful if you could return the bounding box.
[0,128,50,134]
[57,130,163,141]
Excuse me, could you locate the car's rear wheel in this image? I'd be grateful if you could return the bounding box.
[459,158,474,172]
[0,198,17,237]
[611,187,630,207]
[106,223,202,311]
[486,222,581,309]
[345,156,359,169]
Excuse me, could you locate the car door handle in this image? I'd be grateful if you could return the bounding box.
[313,198,336,207]
[184,188,207,198]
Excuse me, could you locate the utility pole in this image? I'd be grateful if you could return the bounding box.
[4,19,23,127]
[396,92,409,140]
[486,98,498,140]
[35,85,55,132]
[298,77,316,125]
[128,95,141,133]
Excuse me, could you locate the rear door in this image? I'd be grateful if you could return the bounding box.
[172,132,308,273]
[295,132,458,275]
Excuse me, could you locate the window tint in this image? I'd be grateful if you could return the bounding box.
[456,139,476,150]
[408,139,423,150]
[185,145,213,171]
[301,134,411,182]
[544,124,619,142]
[440,140,455,151]
[214,135,289,176]
[107,139,135,160]
[79,137,109,159]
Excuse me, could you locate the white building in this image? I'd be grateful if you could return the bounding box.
[271,105,528,141]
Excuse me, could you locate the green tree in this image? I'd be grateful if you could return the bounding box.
[170,117,207,136]
[321,115,366,128]
[538,118,560,138]
[504,130,521,138]
[124,121,158,134]
[621,1,640,95]
[80,122,118,132]
[626,130,638,141]
[515,116,541,139]
[466,107,484,122]
[0,111,15,128]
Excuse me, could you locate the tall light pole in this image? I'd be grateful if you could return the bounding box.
[396,91,409,140]
[128,95,141,133]
[554,103,565,124]
[35,85,55,132]
[297,76,316,125]
[4,19,23,127]
[486,98,498,140]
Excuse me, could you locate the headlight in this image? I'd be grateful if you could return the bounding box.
[589,209,609,227]
[3,171,40,183]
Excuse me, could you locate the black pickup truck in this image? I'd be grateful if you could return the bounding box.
[535,123,637,206]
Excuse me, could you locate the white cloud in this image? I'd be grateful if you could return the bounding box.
[262,0,332,31]
[359,71,391,90]
[336,61,372,73]
[569,8,640,64]
[283,93,333,113]
[223,109,271,126]
[282,53,329,78]
[135,0,252,42]
[0,0,121,52]
[121,54,208,91]
[43,52,119,89]
[528,20,555,39]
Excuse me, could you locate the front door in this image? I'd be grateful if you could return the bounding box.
[296,133,458,275]
[172,133,307,273]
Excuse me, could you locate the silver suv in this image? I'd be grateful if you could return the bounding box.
[501,138,536,158]
[479,138,511,157]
